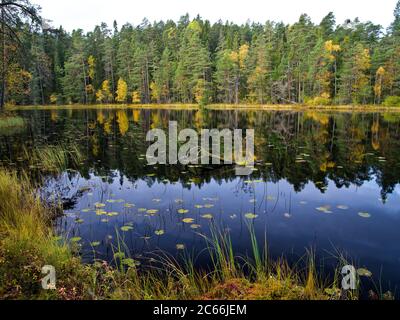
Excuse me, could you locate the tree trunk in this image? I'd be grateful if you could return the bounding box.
[0,0,6,110]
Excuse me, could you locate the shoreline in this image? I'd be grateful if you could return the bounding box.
[6,104,400,113]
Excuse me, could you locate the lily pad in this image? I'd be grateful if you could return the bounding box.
[316,206,333,214]
[337,205,349,210]
[245,213,258,220]
[122,258,140,267]
[121,225,134,232]
[155,230,165,236]
[201,214,214,220]
[91,241,101,247]
[182,218,195,224]
[176,244,185,250]
[114,252,125,260]
[70,237,82,243]
[358,212,371,219]
[190,224,201,229]
[107,212,120,217]
[178,209,189,214]
[357,268,372,277]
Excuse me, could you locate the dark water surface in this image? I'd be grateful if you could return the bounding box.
[1,108,400,296]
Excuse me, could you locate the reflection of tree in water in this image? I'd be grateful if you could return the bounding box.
[1,109,400,201]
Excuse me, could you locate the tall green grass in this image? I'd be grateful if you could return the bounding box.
[21,144,83,174]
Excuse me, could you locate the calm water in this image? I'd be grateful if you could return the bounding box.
[1,108,400,296]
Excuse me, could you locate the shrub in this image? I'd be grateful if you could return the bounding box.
[305,95,332,107]
[383,96,400,107]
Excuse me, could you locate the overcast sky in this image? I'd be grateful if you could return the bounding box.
[34,0,399,32]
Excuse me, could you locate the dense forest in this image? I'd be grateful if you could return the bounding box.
[1,0,400,107]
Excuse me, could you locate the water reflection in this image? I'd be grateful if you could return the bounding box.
[1,108,400,294]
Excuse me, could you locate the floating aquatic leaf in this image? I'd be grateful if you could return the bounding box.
[249,199,257,203]
[147,173,156,177]
[91,241,101,247]
[152,199,161,202]
[284,213,292,219]
[155,230,165,236]
[122,258,140,268]
[147,209,159,215]
[107,212,119,217]
[267,196,276,201]
[195,205,204,209]
[75,218,84,224]
[358,212,371,219]
[182,218,195,224]
[337,205,349,210]
[175,199,184,204]
[190,224,201,229]
[121,225,133,232]
[201,214,214,220]
[96,210,107,216]
[176,244,185,250]
[230,214,237,219]
[53,236,63,242]
[178,209,189,214]
[204,204,214,209]
[114,252,125,260]
[81,209,91,213]
[107,199,118,203]
[124,203,135,208]
[357,268,372,277]
[95,203,106,208]
[245,213,258,220]
[138,208,147,212]
[70,237,82,243]
[101,218,109,223]
[316,206,332,213]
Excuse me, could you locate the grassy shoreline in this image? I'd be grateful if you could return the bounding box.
[7,103,400,113]
[0,167,347,301]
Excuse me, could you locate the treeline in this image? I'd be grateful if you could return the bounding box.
[2,0,400,106]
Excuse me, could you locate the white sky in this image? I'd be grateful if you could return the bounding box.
[34,0,399,32]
